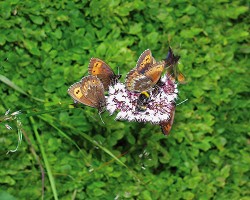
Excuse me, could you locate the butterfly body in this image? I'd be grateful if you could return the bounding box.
[88,58,121,91]
[126,49,164,93]
[68,75,106,113]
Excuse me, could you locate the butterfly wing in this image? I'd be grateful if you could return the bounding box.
[136,49,155,74]
[125,69,138,91]
[125,69,153,92]
[160,107,175,135]
[166,65,186,84]
[68,82,94,106]
[88,58,119,90]
[165,47,186,84]
[164,47,180,68]
[144,61,165,85]
[177,71,186,84]
[80,75,106,112]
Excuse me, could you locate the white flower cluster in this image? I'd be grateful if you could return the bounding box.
[106,75,178,124]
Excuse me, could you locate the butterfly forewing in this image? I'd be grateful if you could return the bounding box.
[164,47,186,84]
[88,58,121,90]
[164,47,180,68]
[144,61,165,85]
[136,49,155,74]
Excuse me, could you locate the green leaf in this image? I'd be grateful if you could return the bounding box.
[29,15,44,25]
[220,165,231,178]
[182,191,195,200]
[180,28,203,38]
[141,190,152,200]
[129,23,142,35]
[0,34,6,45]
[41,42,52,52]
[43,78,57,93]
[0,2,11,19]
[0,191,17,200]
[228,6,248,19]
[212,136,227,151]
[22,40,41,56]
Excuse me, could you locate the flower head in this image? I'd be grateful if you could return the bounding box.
[106,75,178,124]
[0,109,23,154]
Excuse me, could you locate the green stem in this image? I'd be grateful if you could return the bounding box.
[30,116,58,200]
[24,107,70,117]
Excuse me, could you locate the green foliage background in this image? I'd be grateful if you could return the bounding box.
[0,0,249,199]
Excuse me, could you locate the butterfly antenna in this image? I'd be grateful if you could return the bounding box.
[176,98,188,106]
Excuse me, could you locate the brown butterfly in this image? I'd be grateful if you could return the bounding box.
[88,58,121,91]
[160,106,176,135]
[68,75,106,113]
[164,47,186,84]
[125,49,164,92]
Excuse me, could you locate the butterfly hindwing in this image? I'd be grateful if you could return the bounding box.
[68,75,106,113]
[81,76,106,111]
[68,82,94,106]
[125,69,154,92]
[160,107,175,135]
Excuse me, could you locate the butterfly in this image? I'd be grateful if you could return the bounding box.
[160,106,176,135]
[164,47,186,84]
[88,58,121,91]
[125,49,165,93]
[68,75,106,113]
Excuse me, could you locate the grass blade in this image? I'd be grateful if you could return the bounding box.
[29,116,58,200]
[38,115,91,166]
[0,74,44,102]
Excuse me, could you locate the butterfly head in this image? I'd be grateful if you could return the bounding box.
[111,74,122,86]
[164,47,180,68]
